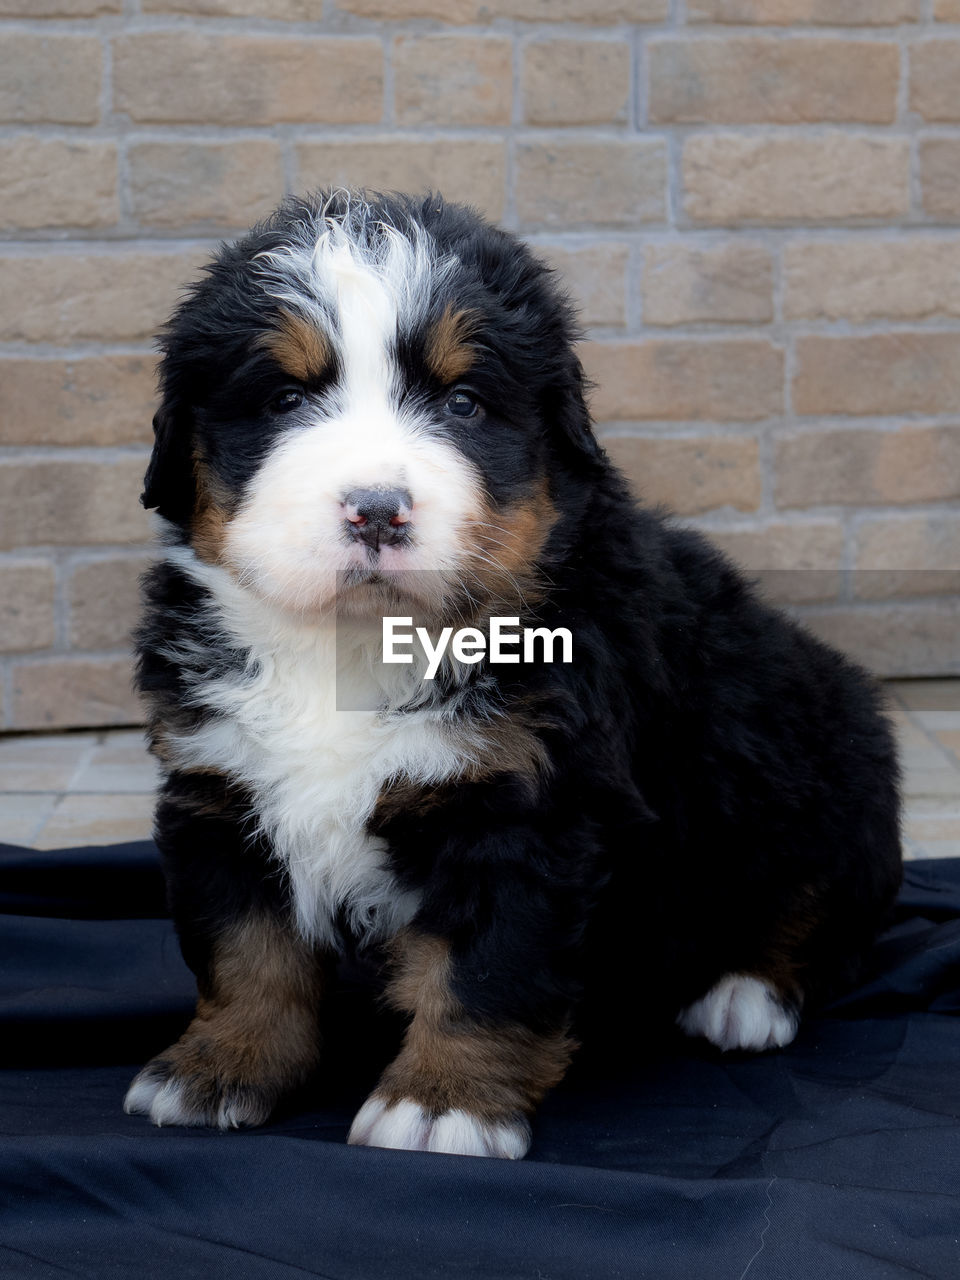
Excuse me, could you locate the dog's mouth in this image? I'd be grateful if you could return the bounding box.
[333,564,451,619]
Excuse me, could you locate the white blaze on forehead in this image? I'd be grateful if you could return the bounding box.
[255,207,449,411]
[226,208,483,616]
[324,236,396,402]
[310,221,431,469]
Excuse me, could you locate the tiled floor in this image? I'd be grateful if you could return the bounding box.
[886,679,960,861]
[1,679,959,857]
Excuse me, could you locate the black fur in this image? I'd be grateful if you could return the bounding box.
[130,191,902,1149]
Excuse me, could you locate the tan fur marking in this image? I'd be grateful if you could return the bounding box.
[191,454,231,566]
[375,931,576,1121]
[372,710,548,829]
[371,777,453,828]
[425,305,478,384]
[146,914,329,1121]
[260,310,332,383]
[465,483,558,602]
[463,709,550,786]
[146,723,173,766]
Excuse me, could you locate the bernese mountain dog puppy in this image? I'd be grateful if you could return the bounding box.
[125,189,902,1159]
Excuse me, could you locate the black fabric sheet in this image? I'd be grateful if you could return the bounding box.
[1,841,959,1280]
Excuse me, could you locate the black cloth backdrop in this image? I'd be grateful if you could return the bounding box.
[1,839,959,1279]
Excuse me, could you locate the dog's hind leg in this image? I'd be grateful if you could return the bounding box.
[673,885,819,1053]
[676,972,801,1052]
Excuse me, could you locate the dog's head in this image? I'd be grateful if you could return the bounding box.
[145,190,602,619]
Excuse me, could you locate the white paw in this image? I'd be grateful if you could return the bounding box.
[123,1067,264,1129]
[347,1096,531,1159]
[677,974,799,1052]
[124,1072,199,1127]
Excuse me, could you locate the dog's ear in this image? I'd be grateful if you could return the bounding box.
[142,397,195,524]
[548,361,604,464]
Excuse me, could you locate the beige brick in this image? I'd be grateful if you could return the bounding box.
[296,139,506,222]
[684,135,911,225]
[603,435,762,515]
[705,521,843,603]
[0,140,116,232]
[855,515,960,599]
[0,458,151,551]
[0,357,157,448]
[794,603,960,678]
[142,0,321,13]
[785,238,960,322]
[911,42,960,122]
[643,243,773,326]
[0,35,101,125]
[335,0,668,20]
[0,561,56,653]
[650,38,898,125]
[129,141,284,229]
[776,426,960,508]
[534,245,629,328]
[0,250,208,344]
[395,37,512,127]
[15,0,119,17]
[935,0,960,17]
[585,339,783,421]
[69,555,154,650]
[114,34,382,126]
[523,40,631,126]
[793,334,960,416]
[920,140,960,220]
[688,0,922,20]
[516,141,667,229]
[11,656,142,731]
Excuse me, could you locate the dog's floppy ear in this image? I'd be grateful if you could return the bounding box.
[142,397,196,525]
[548,360,604,464]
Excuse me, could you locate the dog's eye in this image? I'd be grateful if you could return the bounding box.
[270,388,304,415]
[445,390,479,419]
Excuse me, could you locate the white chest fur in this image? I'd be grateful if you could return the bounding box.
[161,550,477,947]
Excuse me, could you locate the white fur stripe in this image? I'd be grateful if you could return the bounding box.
[159,547,491,947]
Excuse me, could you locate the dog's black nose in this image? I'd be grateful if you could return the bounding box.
[343,487,413,550]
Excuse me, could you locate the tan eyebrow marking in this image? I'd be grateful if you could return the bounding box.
[260,309,332,383]
[425,304,479,384]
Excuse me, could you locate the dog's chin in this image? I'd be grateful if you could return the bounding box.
[333,567,446,621]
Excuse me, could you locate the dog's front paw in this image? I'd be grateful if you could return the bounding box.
[347,1095,531,1159]
[124,1040,287,1130]
[677,973,800,1052]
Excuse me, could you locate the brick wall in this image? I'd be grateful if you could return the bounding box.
[0,0,958,731]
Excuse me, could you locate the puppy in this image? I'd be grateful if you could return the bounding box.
[125,190,902,1159]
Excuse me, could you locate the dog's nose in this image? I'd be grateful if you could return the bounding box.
[343,487,413,550]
